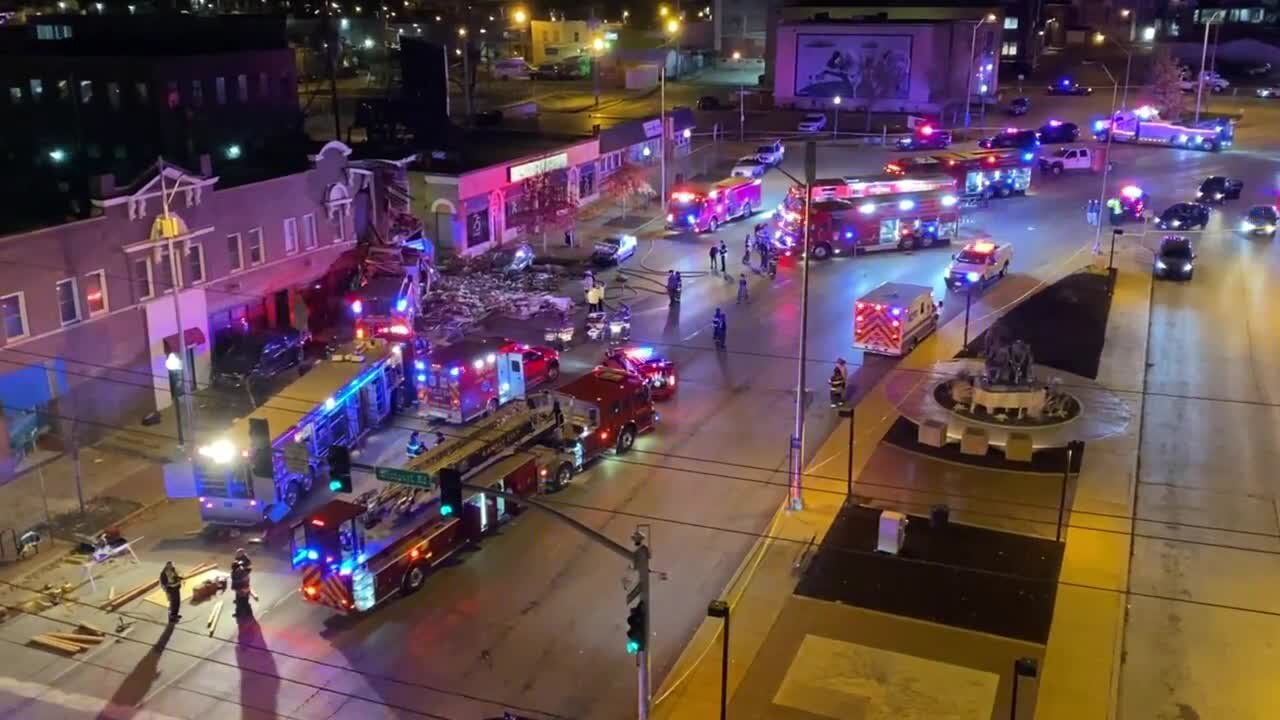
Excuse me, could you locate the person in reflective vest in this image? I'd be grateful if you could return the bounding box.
[829,367,847,407]
[406,431,425,458]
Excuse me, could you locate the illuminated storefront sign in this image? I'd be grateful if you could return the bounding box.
[509,153,569,182]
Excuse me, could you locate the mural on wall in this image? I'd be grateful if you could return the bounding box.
[794,33,912,99]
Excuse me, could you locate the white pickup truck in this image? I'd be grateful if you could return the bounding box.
[944,240,1013,289]
[1039,146,1095,175]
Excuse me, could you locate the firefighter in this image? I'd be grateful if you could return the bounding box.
[708,244,719,272]
[667,271,680,304]
[718,239,727,272]
[743,234,751,265]
[160,561,182,623]
[712,309,727,350]
[231,548,254,618]
[1106,196,1123,225]
[737,273,749,304]
[829,366,847,407]
[406,431,425,458]
[766,253,778,279]
[434,431,447,447]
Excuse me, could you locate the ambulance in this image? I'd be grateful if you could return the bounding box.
[852,282,940,357]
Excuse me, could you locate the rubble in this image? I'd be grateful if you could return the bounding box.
[419,254,575,345]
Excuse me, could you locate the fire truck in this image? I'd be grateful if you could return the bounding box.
[601,347,677,401]
[884,149,1035,200]
[853,282,940,357]
[291,367,658,613]
[666,176,763,233]
[419,338,560,424]
[775,175,962,259]
[168,339,407,525]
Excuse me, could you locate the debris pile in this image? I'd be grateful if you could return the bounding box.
[419,256,574,345]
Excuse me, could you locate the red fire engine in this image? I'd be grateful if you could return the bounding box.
[666,176,763,233]
[775,175,962,259]
[419,338,560,424]
[884,149,1034,200]
[291,368,659,614]
[601,347,677,401]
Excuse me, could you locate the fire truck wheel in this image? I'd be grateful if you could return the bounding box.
[811,243,832,260]
[285,481,303,508]
[617,425,637,454]
[709,217,719,232]
[485,398,499,417]
[1051,164,1063,176]
[741,201,752,218]
[999,262,1008,278]
[996,185,1012,198]
[403,564,427,593]
[553,463,574,490]
[546,362,560,381]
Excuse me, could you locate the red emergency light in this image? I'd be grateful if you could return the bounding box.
[671,191,697,202]
[986,156,997,165]
[389,324,411,336]
[920,125,934,136]
[311,519,326,527]
[303,585,319,598]
[971,241,996,253]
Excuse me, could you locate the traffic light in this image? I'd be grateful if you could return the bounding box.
[625,601,646,654]
[249,418,272,478]
[438,467,462,517]
[327,445,352,493]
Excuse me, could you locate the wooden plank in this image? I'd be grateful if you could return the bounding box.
[207,601,223,636]
[103,579,158,611]
[30,635,83,654]
[181,562,218,580]
[46,632,104,644]
[76,622,105,637]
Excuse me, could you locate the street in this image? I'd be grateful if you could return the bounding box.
[4,87,1280,720]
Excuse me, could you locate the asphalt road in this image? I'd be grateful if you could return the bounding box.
[11,93,1280,720]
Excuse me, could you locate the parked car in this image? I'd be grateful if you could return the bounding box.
[1196,176,1243,203]
[755,140,785,165]
[894,127,952,150]
[1039,146,1095,175]
[1046,78,1093,96]
[1180,71,1228,93]
[212,328,307,388]
[1155,202,1211,230]
[1008,97,1030,116]
[978,128,1040,150]
[591,234,639,265]
[1246,61,1273,78]
[1153,235,1196,280]
[696,95,725,110]
[731,156,768,178]
[1255,86,1280,98]
[492,58,533,80]
[1037,120,1080,144]
[1241,205,1278,237]
[797,113,827,132]
[531,62,564,80]
[491,243,535,274]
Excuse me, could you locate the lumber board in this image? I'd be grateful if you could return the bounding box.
[76,622,105,636]
[46,632,104,644]
[30,635,83,653]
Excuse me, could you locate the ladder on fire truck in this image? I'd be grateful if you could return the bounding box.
[408,401,557,483]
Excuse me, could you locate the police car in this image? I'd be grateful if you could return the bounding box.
[591,234,638,266]
[944,240,1013,289]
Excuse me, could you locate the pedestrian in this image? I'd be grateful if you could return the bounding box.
[666,270,679,304]
[719,239,727,272]
[737,273,749,304]
[712,308,727,350]
[434,431,447,446]
[230,548,254,618]
[564,228,573,248]
[582,270,595,295]
[744,234,751,261]
[709,244,719,272]
[829,364,847,407]
[552,399,564,428]
[406,431,425,458]
[160,561,182,623]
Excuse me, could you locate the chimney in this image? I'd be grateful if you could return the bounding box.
[89,173,117,199]
[198,153,213,177]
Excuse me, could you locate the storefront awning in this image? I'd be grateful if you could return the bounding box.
[163,328,207,354]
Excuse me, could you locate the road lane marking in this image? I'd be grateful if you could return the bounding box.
[0,676,185,720]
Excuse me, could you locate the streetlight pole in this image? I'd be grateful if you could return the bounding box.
[592,37,604,108]
[738,84,745,142]
[1194,16,1215,123]
[659,65,666,211]
[1087,61,1118,256]
[962,280,975,350]
[156,160,195,440]
[832,95,841,139]
[706,600,730,720]
[166,353,185,447]
[963,14,994,129]
[790,143,816,510]
[839,406,854,499]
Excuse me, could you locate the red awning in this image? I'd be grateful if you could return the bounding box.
[163,327,207,354]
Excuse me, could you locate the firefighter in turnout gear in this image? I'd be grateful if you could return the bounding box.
[829,367,847,407]
[231,548,254,618]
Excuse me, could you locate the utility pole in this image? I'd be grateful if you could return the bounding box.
[789,142,816,511]
[320,8,342,139]
[156,159,196,442]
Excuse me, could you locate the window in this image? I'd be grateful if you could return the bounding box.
[135,81,148,104]
[1,293,28,341]
[7,87,20,104]
[29,79,42,99]
[132,256,154,300]
[107,82,121,109]
[56,79,69,102]
[227,232,244,272]
[573,31,580,42]
[334,213,346,243]
[1002,41,1019,57]
[247,227,264,265]
[1004,16,1019,30]
[215,76,227,105]
[283,217,299,254]
[186,244,205,284]
[579,164,595,197]
[156,245,176,292]
[56,278,81,325]
[259,71,270,98]
[84,270,108,316]
[237,74,249,102]
[79,79,93,104]
[166,81,180,108]
[301,214,318,250]
[191,79,203,107]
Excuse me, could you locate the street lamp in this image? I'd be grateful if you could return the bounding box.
[832,95,841,139]
[732,50,741,61]
[592,37,606,107]
[1084,60,1119,258]
[964,13,997,129]
[513,8,527,24]
[659,4,668,16]
[166,353,186,447]
[659,19,681,211]
[706,600,730,720]
[1195,12,1221,124]
[962,272,981,349]
[1011,657,1039,720]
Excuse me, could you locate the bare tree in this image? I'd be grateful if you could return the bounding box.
[1149,49,1187,121]
[599,163,654,220]
[509,172,576,251]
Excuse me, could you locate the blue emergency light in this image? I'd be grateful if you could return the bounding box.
[966,271,982,283]
[396,298,408,312]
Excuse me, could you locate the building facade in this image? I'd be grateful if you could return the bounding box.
[0,142,365,465]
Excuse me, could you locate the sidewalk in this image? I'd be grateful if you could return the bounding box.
[652,247,1130,719]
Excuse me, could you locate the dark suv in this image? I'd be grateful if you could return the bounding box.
[212,328,307,389]
[1155,202,1211,230]
[979,129,1040,150]
[1196,176,1243,203]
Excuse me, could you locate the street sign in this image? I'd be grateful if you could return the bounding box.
[375,466,433,488]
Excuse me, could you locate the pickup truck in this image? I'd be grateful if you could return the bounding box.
[1039,146,1095,175]
[944,240,1013,289]
[755,140,785,165]
[1180,71,1229,93]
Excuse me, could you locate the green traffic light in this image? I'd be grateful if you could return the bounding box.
[329,480,343,491]
[440,504,454,516]
[626,640,640,654]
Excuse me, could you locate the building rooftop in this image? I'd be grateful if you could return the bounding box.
[0,14,288,56]
[360,129,595,175]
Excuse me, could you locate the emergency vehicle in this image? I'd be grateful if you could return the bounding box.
[1093,106,1233,152]
[601,347,677,401]
[291,368,659,614]
[944,240,1013,289]
[884,149,1035,200]
[853,283,940,357]
[350,265,423,342]
[169,339,407,525]
[775,176,962,259]
[666,176,763,233]
[420,338,560,424]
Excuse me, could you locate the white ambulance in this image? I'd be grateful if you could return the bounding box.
[852,282,941,357]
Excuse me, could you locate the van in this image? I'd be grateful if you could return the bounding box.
[492,58,532,80]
